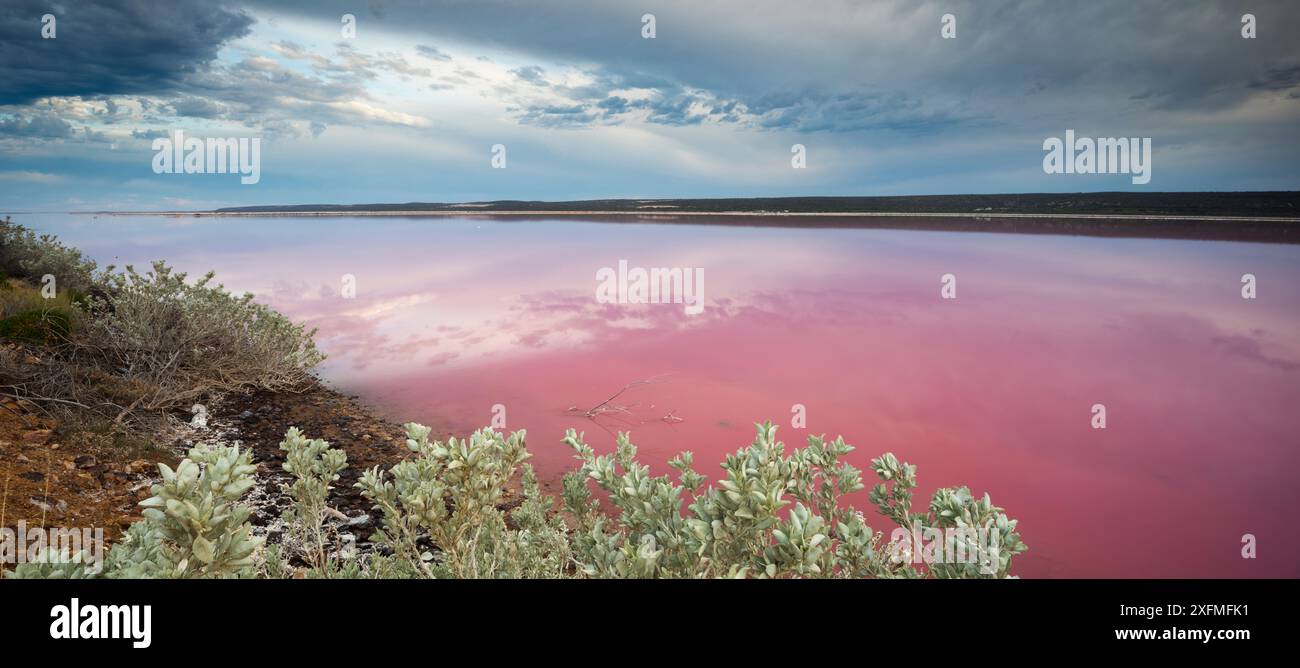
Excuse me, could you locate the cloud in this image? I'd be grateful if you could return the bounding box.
[169,96,228,119]
[0,111,75,139]
[416,44,452,62]
[0,0,254,105]
[510,65,547,84]
[517,103,596,128]
[170,51,430,131]
[1248,63,1300,92]
[0,170,64,183]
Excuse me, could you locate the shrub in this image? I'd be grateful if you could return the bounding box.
[355,424,570,578]
[134,442,264,577]
[343,421,1024,579]
[563,423,928,578]
[0,216,97,295]
[83,261,324,414]
[11,422,1026,579]
[278,427,349,575]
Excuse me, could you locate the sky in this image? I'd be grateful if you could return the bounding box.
[1,0,1298,211]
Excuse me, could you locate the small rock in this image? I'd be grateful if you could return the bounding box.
[19,471,44,482]
[74,454,97,469]
[29,496,68,515]
[342,513,371,529]
[15,454,30,463]
[125,459,153,474]
[238,410,254,420]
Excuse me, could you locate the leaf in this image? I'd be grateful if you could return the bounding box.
[192,536,215,564]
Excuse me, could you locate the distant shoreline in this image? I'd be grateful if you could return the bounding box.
[102,209,1300,222]
[17,191,1299,243]
[84,208,1300,244]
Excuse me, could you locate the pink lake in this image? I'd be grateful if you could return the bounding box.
[27,213,1300,578]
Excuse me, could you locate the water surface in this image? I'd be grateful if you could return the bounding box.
[18,213,1300,578]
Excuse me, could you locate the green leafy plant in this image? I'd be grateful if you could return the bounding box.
[355,423,570,578]
[561,422,1025,578]
[11,423,1025,580]
[132,442,264,577]
[277,427,349,576]
[869,452,1027,578]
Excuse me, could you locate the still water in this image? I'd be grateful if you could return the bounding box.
[18,213,1300,577]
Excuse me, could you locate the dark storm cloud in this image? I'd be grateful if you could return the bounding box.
[746,89,973,134]
[1248,63,1300,92]
[0,0,254,105]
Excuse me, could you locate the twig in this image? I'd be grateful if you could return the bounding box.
[1,468,10,531]
[41,449,51,529]
[566,374,684,426]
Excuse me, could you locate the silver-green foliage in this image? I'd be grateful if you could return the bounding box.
[354,424,569,578]
[560,421,1026,578]
[342,420,1026,579]
[869,452,1027,578]
[12,422,1025,580]
[132,443,264,577]
[278,427,348,575]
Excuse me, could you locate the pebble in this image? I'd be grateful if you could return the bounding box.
[342,513,372,529]
[29,496,68,515]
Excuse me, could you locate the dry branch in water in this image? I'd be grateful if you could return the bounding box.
[566,374,683,426]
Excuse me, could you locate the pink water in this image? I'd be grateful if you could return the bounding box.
[31,214,1300,577]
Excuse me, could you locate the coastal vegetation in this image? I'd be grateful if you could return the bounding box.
[10,422,1026,579]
